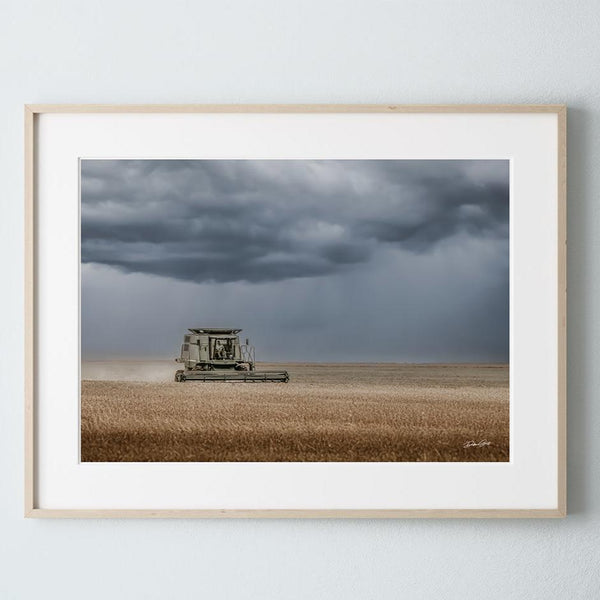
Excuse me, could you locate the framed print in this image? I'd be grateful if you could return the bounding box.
[25,104,566,517]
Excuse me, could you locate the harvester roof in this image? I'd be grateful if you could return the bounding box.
[188,327,242,334]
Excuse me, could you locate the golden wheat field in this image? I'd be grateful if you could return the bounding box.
[81,362,509,462]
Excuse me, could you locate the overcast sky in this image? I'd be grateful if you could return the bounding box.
[81,159,509,362]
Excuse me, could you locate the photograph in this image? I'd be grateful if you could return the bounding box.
[80,158,510,462]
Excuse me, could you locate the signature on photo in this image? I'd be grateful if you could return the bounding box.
[463,440,492,448]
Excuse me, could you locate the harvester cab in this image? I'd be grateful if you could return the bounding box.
[174,328,289,382]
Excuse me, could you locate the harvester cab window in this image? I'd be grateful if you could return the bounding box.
[213,338,233,360]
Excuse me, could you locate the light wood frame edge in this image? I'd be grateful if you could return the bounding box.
[557,105,567,517]
[25,105,35,517]
[24,104,567,519]
[25,508,565,519]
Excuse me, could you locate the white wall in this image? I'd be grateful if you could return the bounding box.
[1,1,598,598]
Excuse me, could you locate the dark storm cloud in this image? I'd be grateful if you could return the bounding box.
[356,179,508,251]
[81,160,508,284]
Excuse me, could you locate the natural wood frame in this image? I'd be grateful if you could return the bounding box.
[24,104,567,518]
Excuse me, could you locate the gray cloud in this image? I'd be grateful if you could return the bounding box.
[81,160,508,284]
[81,159,509,362]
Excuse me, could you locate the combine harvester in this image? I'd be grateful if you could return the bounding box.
[174,327,289,383]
